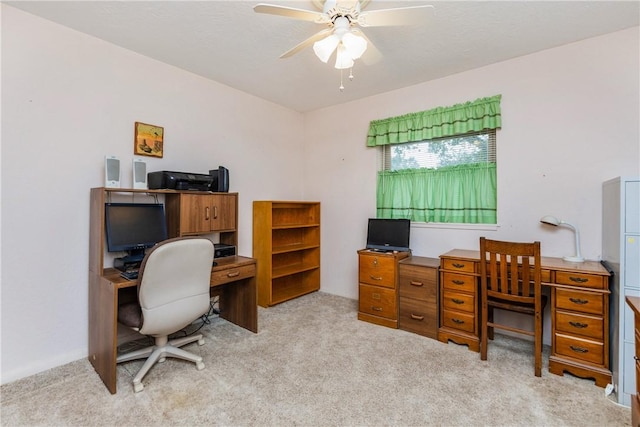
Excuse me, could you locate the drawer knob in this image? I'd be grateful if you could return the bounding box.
[569,297,589,305]
[452,263,465,269]
[569,321,588,329]
[410,314,424,321]
[227,271,240,278]
[569,276,588,283]
[451,318,465,325]
[569,345,589,353]
[410,281,424,287]
[370,275,383,281]
[371,306,383,312]
[452,280,465,285]
[451,298,465,305]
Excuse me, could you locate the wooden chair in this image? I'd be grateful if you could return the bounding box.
[479,237,545,377]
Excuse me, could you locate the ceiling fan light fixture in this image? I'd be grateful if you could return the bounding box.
[313,34,340,63]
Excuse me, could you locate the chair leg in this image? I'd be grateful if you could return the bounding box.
[488,307,494,340]
[534,310,542,377]
[127,334,206,392]
[481,301,488,361]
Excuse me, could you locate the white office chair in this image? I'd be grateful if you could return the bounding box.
[116,237,214,392]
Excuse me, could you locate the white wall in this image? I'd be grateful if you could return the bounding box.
[1,5,304,383]
[304,27,640,300]
[2,3,639,384]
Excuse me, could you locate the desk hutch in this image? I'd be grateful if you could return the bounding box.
[89,187,257,394]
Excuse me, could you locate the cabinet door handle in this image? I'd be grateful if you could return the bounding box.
[569,321,588,329]
[410,281,423,287]
[569,345,589,353]
[452,263,465,269]
[569,276,588,283]
[226,271,240,278]
[452,280,465,285]
[451,298,465,305]
[371,306,383,312]
[205,206,210,221]
[569,297,589,305]
[213,206,218,219]
[370,275,383,281]
[451,318,465,325]
[410,314,424,321]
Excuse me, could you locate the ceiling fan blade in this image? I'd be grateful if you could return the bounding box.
[280,28,334,59]
[351,29,382,65]
[253,3,329,24]
[357,5,434,27]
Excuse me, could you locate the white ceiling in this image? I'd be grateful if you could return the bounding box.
[7,1,639,112]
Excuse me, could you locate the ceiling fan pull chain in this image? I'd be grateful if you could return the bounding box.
[339,69,345,91]
[349,67,354,81]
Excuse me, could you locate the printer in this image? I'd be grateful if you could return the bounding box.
[147,171,212,191]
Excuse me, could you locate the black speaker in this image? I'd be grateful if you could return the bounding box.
[209,166,229,192]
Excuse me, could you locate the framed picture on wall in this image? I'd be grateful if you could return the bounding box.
[134,122,164,158]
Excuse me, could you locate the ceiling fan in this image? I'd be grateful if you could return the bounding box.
[253,0,434,70]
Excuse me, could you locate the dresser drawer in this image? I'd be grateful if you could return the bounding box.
[555,288,603,315]
[555,333,604,365]
[399,272,437,301]
[441,308,475,334]
[555,311,604,340]
[399,296,437,338]
[359,283,396,319]
[442,258,475,273]
[359,255,396,288]
[555,271,606,289]
[442,272,476,293]
[442,290,475,314]
[211,263,256,286]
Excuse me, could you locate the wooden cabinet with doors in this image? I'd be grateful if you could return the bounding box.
[165,192,237,245]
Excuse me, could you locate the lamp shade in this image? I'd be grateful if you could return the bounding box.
[539,215,584,262]
[341,32,367,60]
[334,43,354,69]
[313,34,341,63]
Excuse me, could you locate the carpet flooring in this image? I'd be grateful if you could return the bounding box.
[0,291,630,426]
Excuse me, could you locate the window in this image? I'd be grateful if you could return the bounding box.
[367,95,501,225]
[382,131,496,171]
[376,130,497,224]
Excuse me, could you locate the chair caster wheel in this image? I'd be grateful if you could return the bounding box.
[133,381,144,393]
[196,361,205,371]
[197,338,205,346]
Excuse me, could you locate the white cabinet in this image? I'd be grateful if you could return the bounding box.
[603,176,640,406]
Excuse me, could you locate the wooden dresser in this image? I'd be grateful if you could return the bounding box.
[398,256,440,339]
[626,296,640,426]
[438,249,611,386]
[357,249,409,328]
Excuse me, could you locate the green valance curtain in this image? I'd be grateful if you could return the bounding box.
[367,95,502,147]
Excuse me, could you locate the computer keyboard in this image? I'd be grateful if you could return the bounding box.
[120,270,139,280]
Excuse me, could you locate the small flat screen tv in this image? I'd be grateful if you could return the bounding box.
[105,203,168,260]
[366,218,411,252]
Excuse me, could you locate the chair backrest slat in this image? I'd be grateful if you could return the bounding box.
[480,237,541,302]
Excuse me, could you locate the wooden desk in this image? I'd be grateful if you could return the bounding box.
[88,256,257,394]
[439,249,612,387]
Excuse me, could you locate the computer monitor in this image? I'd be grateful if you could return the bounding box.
[366,218,411,252]
[104,203,168,261]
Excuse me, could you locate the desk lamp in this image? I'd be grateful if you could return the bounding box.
[540,215,585,262]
